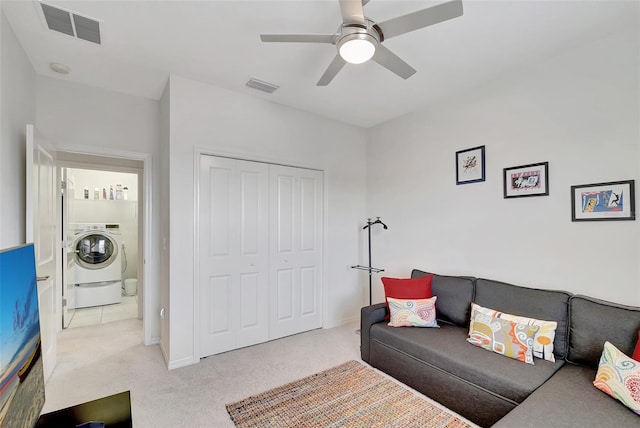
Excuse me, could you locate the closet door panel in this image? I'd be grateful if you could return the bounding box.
[208,168,231,257]
[300,266,317,316]
[200,158,238,356]
[235,161,270,349]
[240,272,259,328]
[269,165,323,340]
[208,275,232,335]
[300,177,318,252]
[199,156,269,357]
[276,269,294,321]
[275,175,294,254]
[240,170,260,255]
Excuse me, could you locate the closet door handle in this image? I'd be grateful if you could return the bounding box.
[37,275,50,282]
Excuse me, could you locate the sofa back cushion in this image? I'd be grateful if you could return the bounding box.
[411,269,475,326]
[568,295,640,367]
[474,279,571,359]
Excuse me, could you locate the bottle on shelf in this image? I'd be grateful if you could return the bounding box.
[116,184,123,200]
[123,187,129,200]
[94,188,99,199]
[83,187,89,199]
[102,188,107,200]
[109,186,114,200]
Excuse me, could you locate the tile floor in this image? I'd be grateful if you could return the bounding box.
[67,294,139,328]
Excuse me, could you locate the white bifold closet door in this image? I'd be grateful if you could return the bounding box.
[199,156,322,358]
[269,165,323,340]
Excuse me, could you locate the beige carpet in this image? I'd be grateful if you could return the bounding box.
[226,360,473,428]
[44,319,364,427]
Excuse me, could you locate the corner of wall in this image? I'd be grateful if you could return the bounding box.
[0,9,36,248]
[158,76,171,363]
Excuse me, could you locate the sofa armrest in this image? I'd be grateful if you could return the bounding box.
[360,303,387,363]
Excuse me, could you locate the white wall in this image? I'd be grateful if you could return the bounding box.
[166,75,367,367]
[35,77,161,343]
[367,25,640,306]
[158,82,171,362]
[0,11,36,249]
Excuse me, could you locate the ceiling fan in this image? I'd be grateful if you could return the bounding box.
[260,0,463,86]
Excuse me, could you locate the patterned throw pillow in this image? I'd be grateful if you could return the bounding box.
[593,341,640,415]
[470,303,558,362]
[387,296,439,328]
[382,276,433,321]
[467,312,539,364]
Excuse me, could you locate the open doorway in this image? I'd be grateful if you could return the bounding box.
[57,152,144,332]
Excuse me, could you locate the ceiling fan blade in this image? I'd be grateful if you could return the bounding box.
[317,55,347,86]
[376,0,463,40]
[260,34,335,44]
[339,0,365,25]
[372,44,416,79]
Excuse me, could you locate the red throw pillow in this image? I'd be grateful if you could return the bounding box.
[633,330,640,362]
[381,275,434,320]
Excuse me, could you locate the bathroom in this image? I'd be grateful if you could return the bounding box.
[65,167,141,328]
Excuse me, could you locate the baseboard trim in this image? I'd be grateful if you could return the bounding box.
[167,355,197,370]
[324,314,359,329]
[159,341,169,366]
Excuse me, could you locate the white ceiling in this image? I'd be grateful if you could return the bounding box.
[2,0,637,128]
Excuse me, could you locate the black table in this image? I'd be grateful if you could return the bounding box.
[36,391,132,428]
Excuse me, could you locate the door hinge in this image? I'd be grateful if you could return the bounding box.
[62,298,67,307]
[61,180,67,190]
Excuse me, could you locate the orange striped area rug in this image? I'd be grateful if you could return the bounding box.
[226,360,474,428]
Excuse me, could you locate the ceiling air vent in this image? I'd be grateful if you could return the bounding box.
[40,1,101,45]
[246,78,279,94]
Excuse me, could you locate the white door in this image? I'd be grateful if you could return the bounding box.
[269,165,323,339]
[60,168,75,328]
[199,156,269,356]
[25,124,57,381]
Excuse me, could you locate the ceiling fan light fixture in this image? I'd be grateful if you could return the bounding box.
[338,33,376,64]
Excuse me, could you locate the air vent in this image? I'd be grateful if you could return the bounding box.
[40,1,102,45]
[246,78,279,94]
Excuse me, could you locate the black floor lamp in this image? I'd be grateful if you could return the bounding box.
[351,217,388,306]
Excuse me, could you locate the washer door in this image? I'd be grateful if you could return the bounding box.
[74,233,119,270]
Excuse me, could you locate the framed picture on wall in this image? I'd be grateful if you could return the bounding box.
[503,162,549,198]
[456,146,485,185]
[571,180,635,221]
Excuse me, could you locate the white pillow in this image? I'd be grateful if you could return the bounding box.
[387,296,439,328]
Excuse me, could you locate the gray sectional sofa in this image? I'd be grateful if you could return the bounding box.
[360,269,640,427]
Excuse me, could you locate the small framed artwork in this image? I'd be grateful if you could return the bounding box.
[456,145,485,185]
[503,162,549,198]
[571,180,635,221]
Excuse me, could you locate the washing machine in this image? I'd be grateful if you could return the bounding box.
[70,223,123,308]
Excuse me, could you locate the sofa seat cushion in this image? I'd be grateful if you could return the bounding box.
[370,322,564,404]
[493,363,640,427]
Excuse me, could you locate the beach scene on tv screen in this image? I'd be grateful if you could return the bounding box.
[0,245,45,427]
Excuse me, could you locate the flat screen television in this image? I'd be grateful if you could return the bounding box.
[0,243,45,428]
